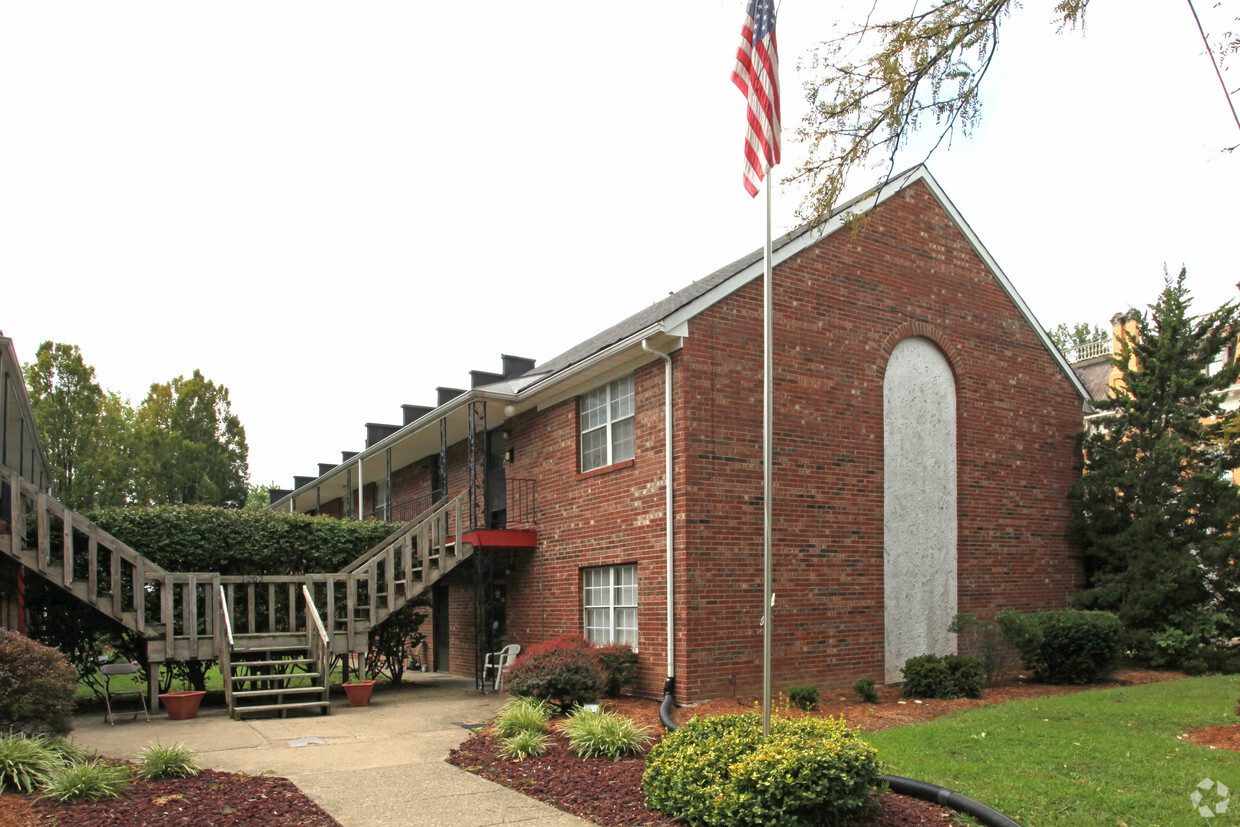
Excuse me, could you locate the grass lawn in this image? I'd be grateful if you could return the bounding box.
[866,674,1239,825]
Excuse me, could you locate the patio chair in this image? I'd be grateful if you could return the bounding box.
[102,662,150,725]
[484,643,520,692]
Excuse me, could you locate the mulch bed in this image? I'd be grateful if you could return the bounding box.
[448,669,1191,827]
[0,768,339,827]
[448,728,967,826]
[1,669,1200,827]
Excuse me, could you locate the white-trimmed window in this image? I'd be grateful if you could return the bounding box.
[580,375,635,472]
[583,564,637,647]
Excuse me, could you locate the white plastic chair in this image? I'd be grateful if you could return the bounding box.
[484,643,520,692]
[101,662,150,725]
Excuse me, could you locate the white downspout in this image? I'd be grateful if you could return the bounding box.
[643,339,675,680]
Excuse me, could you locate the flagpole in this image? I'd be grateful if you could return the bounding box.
[761,171,773,739]
[731,0,780,741]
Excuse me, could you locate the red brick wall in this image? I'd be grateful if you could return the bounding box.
[307,180,1084,704]
[675,181,1083,700]
[502,358,675,698]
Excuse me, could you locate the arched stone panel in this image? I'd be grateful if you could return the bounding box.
[883,337,958,683]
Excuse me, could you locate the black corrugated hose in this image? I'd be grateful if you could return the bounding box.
[658,679,1023,827]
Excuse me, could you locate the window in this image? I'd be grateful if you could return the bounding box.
[583,564,637,647]
[580,375,635,472]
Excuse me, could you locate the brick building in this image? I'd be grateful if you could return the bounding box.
[271,166,1090,702]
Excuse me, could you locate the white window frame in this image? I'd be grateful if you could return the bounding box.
[583,564,637,648]
[579,375,635,472]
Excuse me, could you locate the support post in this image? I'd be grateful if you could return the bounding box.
[149,663,160,713]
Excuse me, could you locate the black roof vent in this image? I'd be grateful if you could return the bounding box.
[293,476,316,490]
[502,355,537,378]
[402,405,433,425]
[470,370,504,388]
[342,451,358,462]
[437,387,466,406]
[365,423,402,448]
[318,463,336,476]
[270,488,292,503]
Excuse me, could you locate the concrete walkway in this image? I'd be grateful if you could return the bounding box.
[70,675,596,827]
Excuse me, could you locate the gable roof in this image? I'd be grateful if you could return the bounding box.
[0,334,54,491]
[533,165,1089,403]
[271,165,1089,511]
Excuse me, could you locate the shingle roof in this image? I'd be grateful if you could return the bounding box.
[534,226,810,377]
[1074,359,1114,402]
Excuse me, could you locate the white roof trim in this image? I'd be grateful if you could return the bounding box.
[661,166,1090,402]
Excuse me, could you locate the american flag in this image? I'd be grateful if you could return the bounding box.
[731,0,780,197]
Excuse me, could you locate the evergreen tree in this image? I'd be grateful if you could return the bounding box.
[1071,268,1240,670]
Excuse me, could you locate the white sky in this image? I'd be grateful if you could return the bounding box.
[2,1,1237,489]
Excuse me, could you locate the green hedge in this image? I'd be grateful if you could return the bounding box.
[997,609,1122,684]
[85,505,402,574]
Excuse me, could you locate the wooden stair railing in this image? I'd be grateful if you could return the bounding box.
[1,465,478,718]
[215,582,332,720]
[334,491,473,647]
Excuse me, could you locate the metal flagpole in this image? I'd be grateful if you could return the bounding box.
[730,0,780,740]
[761,172,773,739]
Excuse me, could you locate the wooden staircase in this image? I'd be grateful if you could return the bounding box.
[225,636,331,719]
[1,466,475,719]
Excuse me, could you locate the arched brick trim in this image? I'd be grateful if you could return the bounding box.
[875,322,965,380]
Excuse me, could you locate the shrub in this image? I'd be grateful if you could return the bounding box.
[998,609,1122,684]
[504,636,605,712]
[365,598,428,684]
[494,696,551,738]
[41,760,131,802]
[45,739,92,765]
[900,654,984,700]
[85,504,401,576]
[138,742,200,779]
[0,734,60,793]
[949,612,1020,685]
[787,685,818,710]
[561,706,650,760]
[643,713,881,826]
[595,643,639,696]
[499,730,550,760]
[853,677,879,703]
[0,629,78,736]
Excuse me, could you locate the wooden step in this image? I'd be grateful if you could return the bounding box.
[231,642,309,654]
[230,658,315,669]
[231,685,326,699]
[231,700,331,720]
[231,672,322,684]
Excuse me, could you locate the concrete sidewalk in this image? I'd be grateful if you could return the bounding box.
[70,675,596,827]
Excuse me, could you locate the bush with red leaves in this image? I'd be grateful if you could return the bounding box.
[504,636,605,711]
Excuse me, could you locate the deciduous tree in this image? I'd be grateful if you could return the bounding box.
[22,342,107,510]
[1048,321,1110,353]
[793,0,1238,224]
[134,370,249,509]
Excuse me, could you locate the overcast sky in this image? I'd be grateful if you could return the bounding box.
[2,1,1237,489]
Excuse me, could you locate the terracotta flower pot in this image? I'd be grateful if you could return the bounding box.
[342,680,376,707]
[159,691,206,720]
